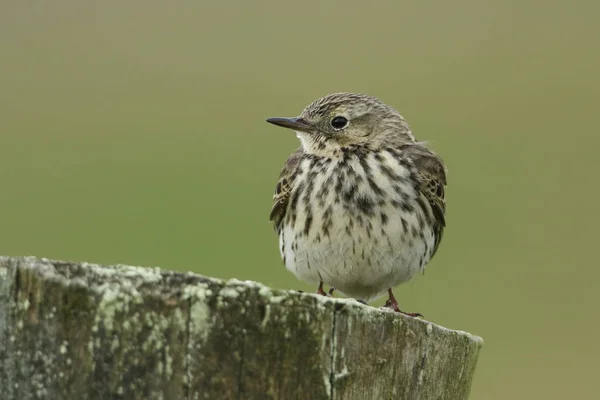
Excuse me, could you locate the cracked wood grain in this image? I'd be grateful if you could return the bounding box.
[0,256,483,400]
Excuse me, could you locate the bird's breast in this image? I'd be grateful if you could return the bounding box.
[279,149,437,301]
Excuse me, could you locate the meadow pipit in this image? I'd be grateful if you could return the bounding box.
[267,93,447,316]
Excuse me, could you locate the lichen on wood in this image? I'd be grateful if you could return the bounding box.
[0,256,482,400]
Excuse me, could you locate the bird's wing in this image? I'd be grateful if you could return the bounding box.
[270,147,304,232]
[402,143,447,255]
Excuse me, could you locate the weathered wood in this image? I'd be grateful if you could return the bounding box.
[0,256,482,400]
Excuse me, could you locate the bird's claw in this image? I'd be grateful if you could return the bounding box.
[384,290,423,318]
[317,282,335,297]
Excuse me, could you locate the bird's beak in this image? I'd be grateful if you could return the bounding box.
[266,117,313,132]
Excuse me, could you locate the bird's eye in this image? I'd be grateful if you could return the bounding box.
[331,116,349,130]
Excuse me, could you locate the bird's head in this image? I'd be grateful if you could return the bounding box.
[267,92,415,156]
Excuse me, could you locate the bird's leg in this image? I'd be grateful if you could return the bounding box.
[384,289,423,318]
[316,282,327,296]
[316,282,334,297]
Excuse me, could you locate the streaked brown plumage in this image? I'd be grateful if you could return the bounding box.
[267,93,447,316]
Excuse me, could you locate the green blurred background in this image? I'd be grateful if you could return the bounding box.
[1,1,598,398]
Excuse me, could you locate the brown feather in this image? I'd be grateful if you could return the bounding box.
[270,147,304,232]
[400,143,448,255]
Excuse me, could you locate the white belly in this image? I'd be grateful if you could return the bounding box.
[278,152,436,302]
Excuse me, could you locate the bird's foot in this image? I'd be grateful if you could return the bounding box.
[317,282,335,297]
[383,289,423,318]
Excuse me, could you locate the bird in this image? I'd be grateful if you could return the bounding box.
[266,92,447,317]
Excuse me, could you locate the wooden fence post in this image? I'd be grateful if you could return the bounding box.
[0,256,482,400]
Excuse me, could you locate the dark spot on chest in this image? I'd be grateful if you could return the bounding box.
[303,209,313,237]
[380,212,389,225]
[401,217,409,233]
[322,206,333,237]
[356,196,375,216]
[410,225,419,238]
[343,185,357,202]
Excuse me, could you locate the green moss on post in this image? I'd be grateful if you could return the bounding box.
[0,256,482,400]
